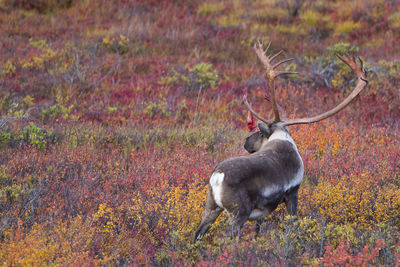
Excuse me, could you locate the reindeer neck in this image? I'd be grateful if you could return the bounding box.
[260,128,297,151]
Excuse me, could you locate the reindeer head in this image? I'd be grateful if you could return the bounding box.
[244,123,273,153]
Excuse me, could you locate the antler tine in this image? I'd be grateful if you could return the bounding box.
[276,71,299,77]
[273,58,295,68]
[264,41,271,54]
[252,41,299,124]
[254,42,271,70]
[358,57,364,71]
[257,39,263,48]
[280,54,368,127]
[357,56,368,79]
[243,94,273,125]
[269,50,283,62]
[336,53,366,81]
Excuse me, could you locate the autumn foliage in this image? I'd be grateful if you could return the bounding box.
[1,0,400,265]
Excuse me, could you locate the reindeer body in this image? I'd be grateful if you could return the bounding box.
[193,41,367,242]
[194,126,304,241]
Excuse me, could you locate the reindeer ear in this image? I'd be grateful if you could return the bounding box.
[258,123,272,137]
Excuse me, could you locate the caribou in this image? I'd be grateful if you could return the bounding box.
[193,41,368,242]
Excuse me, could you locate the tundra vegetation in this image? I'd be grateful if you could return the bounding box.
[0,0,399,265]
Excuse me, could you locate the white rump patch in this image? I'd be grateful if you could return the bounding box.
[210,172,224,208]
[210,172,224,186]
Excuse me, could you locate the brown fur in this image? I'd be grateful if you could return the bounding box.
[193,124,303,242]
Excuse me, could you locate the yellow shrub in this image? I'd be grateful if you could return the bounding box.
[335,20,361,35]
[307,178,375,225]
[300,10,321,27]
[217,13,244,28]
[325,223,358,247]
[2,59,16,76]
[375,184,400,225]
[93,203,118,235]
[160,184,208,235]
[198,2,225,16]
[388,11,400,28]
[0,216,96,265]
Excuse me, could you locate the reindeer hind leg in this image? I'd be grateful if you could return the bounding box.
[193,189,223,243]
[226,189,252,239]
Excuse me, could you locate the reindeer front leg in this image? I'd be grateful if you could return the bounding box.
[255,219,264,236]
[284,185,299,216]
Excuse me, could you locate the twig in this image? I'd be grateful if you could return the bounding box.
[0,107,35,129]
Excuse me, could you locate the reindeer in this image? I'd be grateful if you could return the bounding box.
[193,42,368,242]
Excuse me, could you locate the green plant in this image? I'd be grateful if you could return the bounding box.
[188,63,218,89]
[0,167,7,185]
[41,95,73,121]
[18,122,50,149]
[158,62,218,94]
[306,42,360,89]
[326,42,359,58]
[0,130,11,145]
[102,35,130,55]
[376,60,400,85]
[144,101,170,118]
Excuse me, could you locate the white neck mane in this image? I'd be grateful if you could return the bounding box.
[269,129,295,143]
[261,129,297,149]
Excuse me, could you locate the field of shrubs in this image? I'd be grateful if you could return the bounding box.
[0,0,399,265]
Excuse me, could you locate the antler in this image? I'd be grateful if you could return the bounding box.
[244,41,298,126]
[243,94,273,125]
[244,42,368,128]
[253,41,298,123]
[280,54,368,127]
